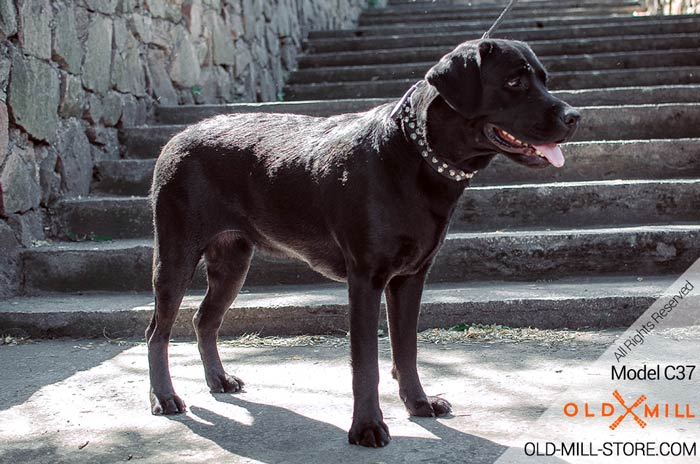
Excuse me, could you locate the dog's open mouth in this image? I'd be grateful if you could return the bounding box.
[484,123,565,168]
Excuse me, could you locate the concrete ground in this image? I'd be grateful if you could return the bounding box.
[0,329,618,464]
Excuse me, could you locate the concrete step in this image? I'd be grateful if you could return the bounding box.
[156,86,700,125]
[288,49,700,84]
[57,179,700,240]
[285,66,700,100]
[305,18,700,53]
[371,0,643,17]
[385,0,613,4]
[21,225,700,293]
[309,13,700,38]
[122,104,700,158]
[91,139,700,196]
[0,276,672,337]
[155,99,390,124]
[358,6,642,25]
[572,104,700,141]
[92,159,156,196]
[297,33,700,67]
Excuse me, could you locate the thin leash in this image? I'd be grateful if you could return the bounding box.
[482,0,519,39]
[389,0,520,183]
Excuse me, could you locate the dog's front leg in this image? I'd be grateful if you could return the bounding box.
[386,270,452,417]
[347,272,391,448]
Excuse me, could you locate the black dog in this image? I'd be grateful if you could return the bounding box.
[147,38,580,448]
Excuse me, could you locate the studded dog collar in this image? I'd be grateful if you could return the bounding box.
[390,82,476,183]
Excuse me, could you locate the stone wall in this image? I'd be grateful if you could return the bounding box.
[0,0,372,297]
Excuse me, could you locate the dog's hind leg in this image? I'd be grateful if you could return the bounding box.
[194,232,253,393]
[385,268,452,417]
[147,234,202,415]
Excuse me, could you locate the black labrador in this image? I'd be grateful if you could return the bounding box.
[147,38,580,448]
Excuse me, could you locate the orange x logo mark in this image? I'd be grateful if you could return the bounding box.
[610,390,647,430]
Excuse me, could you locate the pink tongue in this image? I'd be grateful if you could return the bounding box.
[533,143,565,168]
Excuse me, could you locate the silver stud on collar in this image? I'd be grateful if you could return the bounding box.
[395,86,477,183]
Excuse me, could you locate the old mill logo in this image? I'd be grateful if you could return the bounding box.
[563,390,696,430]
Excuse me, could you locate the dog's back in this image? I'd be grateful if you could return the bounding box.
[150,105,399,279]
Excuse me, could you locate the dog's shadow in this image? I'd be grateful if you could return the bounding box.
[169,394,557,463]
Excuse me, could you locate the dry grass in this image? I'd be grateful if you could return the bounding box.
[418,325,579,345]
[217,325,580,348]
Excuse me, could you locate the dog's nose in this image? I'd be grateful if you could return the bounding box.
[562,108,581,127]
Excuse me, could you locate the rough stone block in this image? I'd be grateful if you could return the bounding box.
[85,93,103,125]
[117,0,137,13]
[112,17,129,50]
[274,7,293,38]
[128,13,152,43]
[149,18,173,52]
[0,44,10,99]
[252,41,267,65]
[259,71,277,102]
[0,220,21,298]
[111,19,147,96]
[280,38,296,71]
[53,2,83,74]
[147,49,178,105]
[203,10,235,65]
[82,14,113,93]
[178,88,195,105]
[17,0,52,60]
[242,0,259,41]
[266,25,280,56]
[202,0,221,9]
[87,126,120,162]
[233,40,252,77]
[193,39,208,66]
[196,66,232,104]
[84,0,119,14]
[182,0,202,37]
[7,209,44,246]
[35,145,60,206]
[58,72,86,118]
[56,119,92,197]
[0,0,18,39]
[118,93,147,127]
[0,143,41,214]
[101,92,123,127]
[0,101,8,167]
[169,26,200,88]
[8,50,60,143]
[227,11,244,40]
[146,0,183,22]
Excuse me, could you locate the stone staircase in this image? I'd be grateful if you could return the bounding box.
[3,0,700,338]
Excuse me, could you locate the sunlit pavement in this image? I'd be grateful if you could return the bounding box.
[0,332,617,463]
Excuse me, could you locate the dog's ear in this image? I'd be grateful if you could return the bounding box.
[425,40,493,119]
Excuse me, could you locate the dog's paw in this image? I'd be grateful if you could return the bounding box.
[406,395,452,417]
[150,390,186,415]
[428,396,452,416]
[207,372,244,393]
[348,419,391,448]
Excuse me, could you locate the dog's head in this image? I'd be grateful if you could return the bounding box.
[424,38,580,169]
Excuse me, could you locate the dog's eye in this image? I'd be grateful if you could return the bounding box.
[506,77,522,88]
